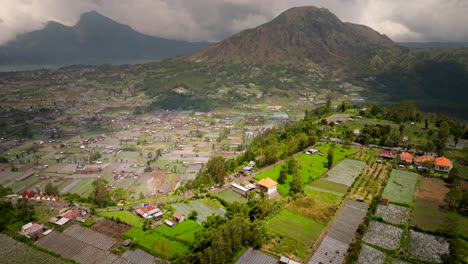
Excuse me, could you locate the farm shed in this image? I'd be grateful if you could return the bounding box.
[235,248,277,264]
[434,157,452,172]
[20,222,46,238]
[173,211,185,223]
[231,183,255,196]
[164,219,175,227]
[63,210,80,220]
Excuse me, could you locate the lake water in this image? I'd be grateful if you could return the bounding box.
[0,58,160,72]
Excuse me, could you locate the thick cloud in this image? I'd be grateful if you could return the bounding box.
[0,0,467,45]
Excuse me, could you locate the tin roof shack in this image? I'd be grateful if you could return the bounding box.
[236,248,277,264]
[257,178,278,199]
[434,157,452,173]
[19,222,46,240]
[231,183,256,197]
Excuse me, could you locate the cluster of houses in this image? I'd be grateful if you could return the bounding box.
[134,204,185,228]
[231,177,279,199]
[378,150,452,173]
[50,208,87,226]
[20,191,59,201]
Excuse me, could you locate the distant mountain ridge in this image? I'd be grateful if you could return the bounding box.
[399,42,468,49]
[0,11,210,65]
[189,6,406,72]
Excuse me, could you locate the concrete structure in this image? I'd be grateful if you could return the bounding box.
[257,177,278,197]
[435,157,452,172]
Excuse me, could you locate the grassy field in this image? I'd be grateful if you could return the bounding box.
[216,190,247,204]
[124,227,189,260]
[304,187,343,204]
[153,220,203,243]
[307,180,349,195]
[382,170,420,205]
[267,209,325,246]
[96,210,144,227]
[69,178,94,196]
[255,144,356,195]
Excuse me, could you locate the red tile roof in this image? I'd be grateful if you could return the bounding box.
[257,177,278,188]
[435,157,451,167]
[136,205,156,215]
[63,210,80,219]
[400,152,414,159]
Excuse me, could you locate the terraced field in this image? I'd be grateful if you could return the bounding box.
[171,199,225,224]
[0,234,68,264]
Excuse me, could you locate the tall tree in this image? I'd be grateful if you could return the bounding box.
[327,147,334,169]
[91,179,109,207]
[44,182,60,196]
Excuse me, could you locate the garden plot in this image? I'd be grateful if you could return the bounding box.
[0,234,67,264]
[374,204,409,225]
[121,249,158,264]
[36,231,122,264]
[393,260,411,264]
[409,230,449,263]
[308,201,369,264]
[362,221,403,250]
[217,189,247,204]
[357,245,386,264]
[382,170,420,205]
[63,225,117,250]
[172,199,226,224]
[324,159,366,187]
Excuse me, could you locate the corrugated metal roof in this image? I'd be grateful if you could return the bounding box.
[236,248,277,264]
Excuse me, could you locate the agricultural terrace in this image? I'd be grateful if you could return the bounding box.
[255,144,356,195]
[349,161,392,203]
[266,209,326,259]
[322,159,366,187]
[0,234,68,264]
[381,170,420,205]
[216,189,247,204]
[124,220,201,260]
[171,199,226,224]
[96,210,144,227]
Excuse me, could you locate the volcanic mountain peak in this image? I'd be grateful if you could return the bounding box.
[189,6,404,68]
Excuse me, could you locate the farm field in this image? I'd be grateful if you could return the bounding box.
[36,229,121,264]
[171,199,226,224]
[362,221,403,250]
[412,178,450,231]
[309,200,369,264]
[323,159,366,187]
[124,226,190,260]
[90,218,132,238]
[307,179,349,195]
[349,161,391,203]
[153,220,202,243]
[0,234,68,264]
[267,209,325,246]
[216,189,247,204]
[96,210,144,227]
[255,144,356,195]
[381,170,420,205]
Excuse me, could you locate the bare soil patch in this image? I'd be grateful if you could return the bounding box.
[415,177,449,201]
[91,218,131,239]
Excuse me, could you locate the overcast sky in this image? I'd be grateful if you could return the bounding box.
[1,0,467,45]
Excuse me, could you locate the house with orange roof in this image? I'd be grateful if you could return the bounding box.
[434,157,452,173]
[257,177,278,196]
[399,152,414,164]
